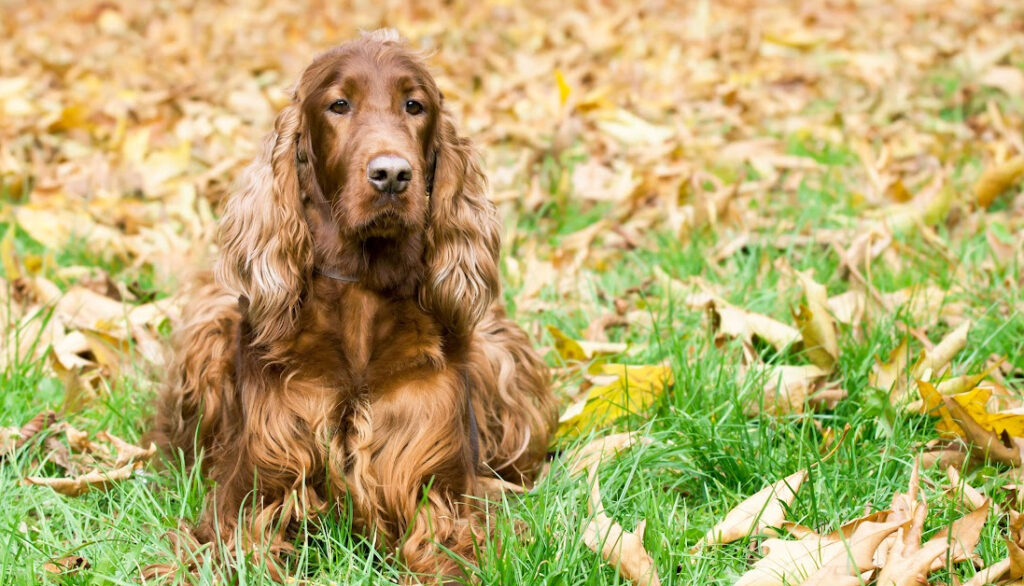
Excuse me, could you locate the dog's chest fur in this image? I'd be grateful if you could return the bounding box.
[288,277,445,400]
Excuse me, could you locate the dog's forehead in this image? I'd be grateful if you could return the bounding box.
[302,46,432,100]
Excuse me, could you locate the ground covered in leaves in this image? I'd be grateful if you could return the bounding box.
[1,0,1023,584]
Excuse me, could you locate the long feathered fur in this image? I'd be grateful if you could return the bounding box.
[420,114,502,335]
[215,102,312,346]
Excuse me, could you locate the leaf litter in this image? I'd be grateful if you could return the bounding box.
[7,410,156,497]
[0,0,1022,582]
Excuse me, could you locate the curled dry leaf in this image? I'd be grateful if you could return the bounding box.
[738,517,904,586]
[925,499,989,571]
[974,156,1024,208]
[692,470,807,551]
[96,431,157,468]
[941,393,1022,466]
[745,364,830,417]
[42,554,90,575]
[567,433,661,586]
[14,410,57,449]
[876,463,989,586]
[945,466,988,511]
[735,462,991,586]
[26,462,140,497]
[686,291,800,352]
[583,480,661,586]
[792,270,839,372]
[911,320,971,382]
[0,410,57,460]
[22,423,156,496]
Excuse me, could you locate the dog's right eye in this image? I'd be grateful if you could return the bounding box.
[328,99,351,114]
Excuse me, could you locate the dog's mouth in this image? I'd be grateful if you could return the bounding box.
[352,208,414,239]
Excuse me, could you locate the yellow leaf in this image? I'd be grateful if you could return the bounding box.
[763,29,824,50]
[975,156,1024,208]
[910,370,993,414]
[557,364,672,438]
[140,140,192,195]
[793,270,839,371]
[1,228,20,280]
[555,69,571,107]
[547,325,626,364]
[48,103,89,132]
[917,380,962,434]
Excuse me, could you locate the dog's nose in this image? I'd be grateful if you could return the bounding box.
[367,155,412,195]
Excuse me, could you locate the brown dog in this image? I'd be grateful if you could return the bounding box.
[153,29,555,581]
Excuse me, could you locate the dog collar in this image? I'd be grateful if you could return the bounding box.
[314,267,359,283]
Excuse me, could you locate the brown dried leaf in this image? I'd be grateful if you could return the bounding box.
[745,365,830,417]
[975,156,1024,208]
[686,292,800,352]
[25,462,139,496]
[568,434,661,586]
[692,470,807,550]
[14,409,56,449]
[42,554,90,575]
[736,517,903,586]
[582,491,661,586]
[96,431,157,468]
[911,320,971,382]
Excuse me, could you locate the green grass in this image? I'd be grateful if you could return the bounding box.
[0,148,1022,585]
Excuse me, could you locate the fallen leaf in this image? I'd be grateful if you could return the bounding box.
[26,462,140,496]
[792,270,839,371]
[583,487,661,586]
[911,320,971,382]
[558,363,672,438]
[547,325,627,363]
[737,517,904,586]
[42,554,90,574]
[686,292,800,352]
[692,470,807,550]
[745,364,830,416]
[568,433,661,586]
[975,156,1024,208]
[941,393,1022,466]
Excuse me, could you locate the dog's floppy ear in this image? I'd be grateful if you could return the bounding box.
[420,108,501,335]
[216,101,312,345]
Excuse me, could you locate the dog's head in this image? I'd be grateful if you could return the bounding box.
[217,30,500,344]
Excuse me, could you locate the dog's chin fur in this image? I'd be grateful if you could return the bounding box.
[352,208,422,239]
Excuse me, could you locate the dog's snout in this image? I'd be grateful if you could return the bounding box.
[367,155,412,195]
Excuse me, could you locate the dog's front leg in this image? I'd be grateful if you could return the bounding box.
[342,367,481,582]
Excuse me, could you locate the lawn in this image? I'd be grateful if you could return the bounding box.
[1,0,1023,584]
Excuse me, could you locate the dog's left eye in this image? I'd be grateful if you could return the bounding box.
[329,99,351,114]
[404,100,424,115]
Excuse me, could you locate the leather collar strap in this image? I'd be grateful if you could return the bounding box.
[463,370,480,469]
[314,266,359,283]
